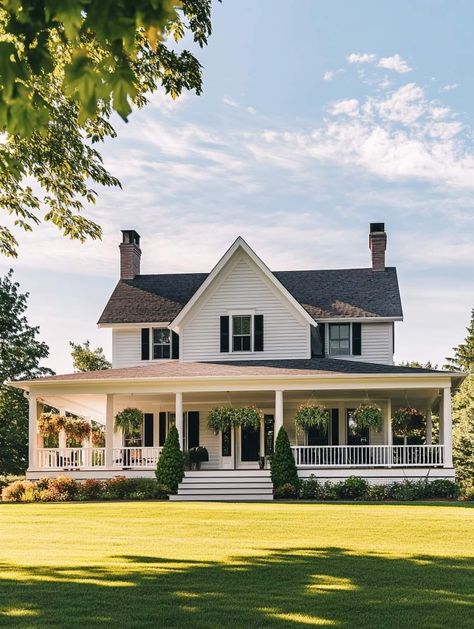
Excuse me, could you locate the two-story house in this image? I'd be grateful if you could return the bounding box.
[14,224,462,500]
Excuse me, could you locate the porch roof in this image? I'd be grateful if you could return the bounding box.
[11,357,460,388]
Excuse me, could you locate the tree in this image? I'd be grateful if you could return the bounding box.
[0,270,53,476]
[447,308,474,488]
[0,1,214,257]
[70,340,111,372]
[270,427,299,490]
[155,425,184,493]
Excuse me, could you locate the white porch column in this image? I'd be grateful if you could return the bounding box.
[274,390,284,439]
[28,394,38,470]
[105,394,114,467]
[441,387,453,467]
[385,399,393,467]
[175,392,184,448]
[426,409,432,445]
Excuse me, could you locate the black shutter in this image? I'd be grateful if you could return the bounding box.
[171,331,179,359]
[254,315,264,351]
[331,408,339,445]
[187,411,200,449]
[312,324,325,357]
[141,328,150,360]
[144,413,154,447]
[352,323,362,355]
[158,412,167,447]
[220,316,229,352]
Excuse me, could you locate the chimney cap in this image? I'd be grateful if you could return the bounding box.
[370,222,385,233]
[121,230,140,246]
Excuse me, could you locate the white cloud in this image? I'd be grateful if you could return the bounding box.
[223,96,240,108]
[377,54,412,73]
[441,83,459,92]
[328,98,359,117]
[323,68,345,81]
[347,52,376,64]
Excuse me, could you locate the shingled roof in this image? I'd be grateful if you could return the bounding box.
[17,357,445,385]
[98,267,402,325]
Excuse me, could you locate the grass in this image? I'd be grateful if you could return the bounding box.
[0,502,473,628]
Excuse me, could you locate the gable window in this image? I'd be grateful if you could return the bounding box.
[153,328,171,359]
[232,315,252,351]
[329,324,351,356]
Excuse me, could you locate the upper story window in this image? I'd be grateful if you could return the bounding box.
[232,315,252,351]
[329,324,350,356]
[153,328,171,359]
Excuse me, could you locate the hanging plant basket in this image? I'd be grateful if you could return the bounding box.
[64,418,91,442]
[91,424,106,447]
[294,404,329,432]
[353,403,383,431]
[38,413,66,438]
[114,408,144,434]
[207,406,262,433]
[392,407,425,436]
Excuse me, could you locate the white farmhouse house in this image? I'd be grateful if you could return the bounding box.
[13,224,463,500]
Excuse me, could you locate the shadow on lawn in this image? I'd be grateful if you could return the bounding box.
[0,547,473,628]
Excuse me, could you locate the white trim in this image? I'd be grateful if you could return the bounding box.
[98,322,171,329]
[316,317,403,323]
[170,237,316,329]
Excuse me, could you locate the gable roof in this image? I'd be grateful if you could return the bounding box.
[98,244,403,326]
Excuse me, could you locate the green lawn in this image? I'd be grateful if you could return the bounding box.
[0,502,473,628]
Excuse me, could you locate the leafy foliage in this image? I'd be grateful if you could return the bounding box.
[0,270,52,476]
[444,308,474,372]
[114,407,143,434]
[70,340,111,372]
[270,427,299,490]
[392,407,425,437]
[155,424,183,493]
[207,406,262,432]
[0,1,214,256]
[64,417,91,442]
[294,404,329,432]
[38,412,66,437]
[91,422,105,447]
[352,403,383,431]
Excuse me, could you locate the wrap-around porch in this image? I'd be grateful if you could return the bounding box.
[27,383,454,480]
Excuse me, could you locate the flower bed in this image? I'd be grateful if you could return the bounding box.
[1,476,170,502]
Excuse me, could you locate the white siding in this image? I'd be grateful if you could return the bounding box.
[324,322,393,365]
[181,253,310,361]
[112,328,142,368]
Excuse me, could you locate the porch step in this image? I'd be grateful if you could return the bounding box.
[170,470,273,502]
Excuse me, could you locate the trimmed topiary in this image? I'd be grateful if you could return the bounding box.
[270,427,299,491]
[155,425,184,493]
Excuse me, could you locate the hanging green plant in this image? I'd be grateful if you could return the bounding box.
[38,413,66,438]
[64,418,91,442]
[207,406,262,433]
[392,407,425,436]
[353,403,383,431]
[294,404,329,432]
[114,408,144,434]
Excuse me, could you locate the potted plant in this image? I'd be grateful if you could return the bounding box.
[114,407,144,435]
[188,446,209,470]
[207,406,262,433]
[64,418,91,443]
[353,403,383,432]
[258,455,266,470]
[38,412,66,438]
[294,404,329,432]
[392,407,425,444]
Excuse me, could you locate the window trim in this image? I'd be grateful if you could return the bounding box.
[142,327,172,361]
[328,323,352,357]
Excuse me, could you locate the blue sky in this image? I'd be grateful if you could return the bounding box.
[1,0,473,373]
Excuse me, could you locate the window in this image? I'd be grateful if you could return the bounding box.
[329,324,351,356]
[232,315,252,351]
[153,328,171,359]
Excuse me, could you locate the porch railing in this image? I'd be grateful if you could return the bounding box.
[36,447,161,470]
[291,445,445,467]
[112,447,162,469]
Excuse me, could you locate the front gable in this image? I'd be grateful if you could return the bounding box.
[174,239,313,361]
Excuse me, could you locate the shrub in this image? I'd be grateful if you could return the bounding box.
[103,476,130,499]
[47,475,79,500]
[125,478,170,500]
[423,479,460,500]
[270,427,299,490]
[274,483,297,499]
[80,479,104,500]
[321,481,339,500]
[155,425,184,493]
[366,484,388,501]
[299,475,324,500]
[461,483,474,501]
[2,480,36,502]
[335,476,369,500]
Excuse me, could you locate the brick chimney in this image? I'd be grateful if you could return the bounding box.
[369,223,386,271]
[120,230,141,279]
